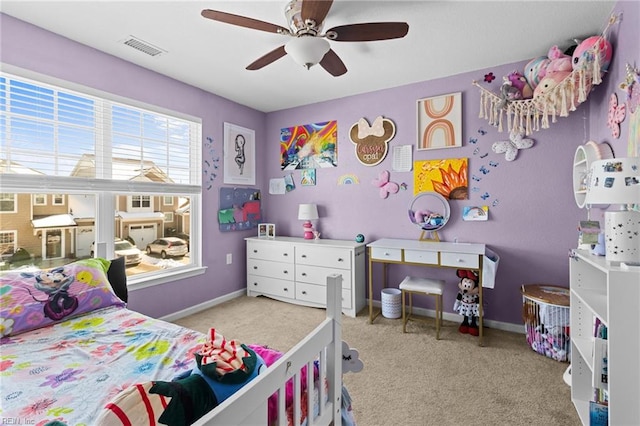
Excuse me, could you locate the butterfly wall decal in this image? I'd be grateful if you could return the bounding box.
[372,170,399,199]
[607,93,626,139]
[492,133,534,161]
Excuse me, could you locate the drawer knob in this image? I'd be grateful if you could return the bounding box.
[283,270,288,274]
[253,266,258,269]
[384,252,390,256]
[253,282,257,286]
[253,249,257,253]
[338,258,344,262]
[301,254,307,258]
[457,258,463,262]
[302,291,307,295]
[283,253,288,256]
[284,288,288,292]
[302,272,307,276]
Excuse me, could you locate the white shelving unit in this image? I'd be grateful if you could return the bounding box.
[569,249,640,425]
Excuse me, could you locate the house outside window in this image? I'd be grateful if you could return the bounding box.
[33,194,46,205]
[0,70,203,286]
[163,196,174,206]
[0,194,17,213]
[164,212,174,223]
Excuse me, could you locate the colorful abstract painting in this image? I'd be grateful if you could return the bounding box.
[413,157,468,199]
[281,121,337,170]
[417,92,462,150]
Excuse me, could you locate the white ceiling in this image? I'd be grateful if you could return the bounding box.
[0,1,616,113]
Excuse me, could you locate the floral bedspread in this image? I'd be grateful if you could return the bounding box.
[0,306,205,426]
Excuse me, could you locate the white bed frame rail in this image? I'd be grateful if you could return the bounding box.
[195,273,344,426]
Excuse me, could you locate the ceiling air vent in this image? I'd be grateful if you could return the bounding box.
[122,36,166,57]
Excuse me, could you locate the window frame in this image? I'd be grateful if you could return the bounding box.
[0,193,17,213]
[33,194,47,205]
[0,230,17,257]
[52,194,65,206]
[0,67,205,288]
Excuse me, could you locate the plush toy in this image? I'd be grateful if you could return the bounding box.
[572,36,613,75]
[453,269,480,336]
[524,55,551,90]
[506,70,533,99]
[545,45,573,77]
[533,70,571,98]
[496,77,522,109]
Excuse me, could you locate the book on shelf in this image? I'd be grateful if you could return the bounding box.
[592,319,608,392]
[589,401,608,426]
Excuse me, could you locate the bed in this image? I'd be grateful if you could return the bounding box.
[0,257,357,425]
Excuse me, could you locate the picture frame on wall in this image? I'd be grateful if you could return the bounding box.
[416,92,462,151]
[258,223,275,239]
[224,122,256,185]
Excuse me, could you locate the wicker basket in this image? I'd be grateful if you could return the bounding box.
[521,284,570,362]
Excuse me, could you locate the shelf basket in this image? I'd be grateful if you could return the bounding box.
[521,284,570,362]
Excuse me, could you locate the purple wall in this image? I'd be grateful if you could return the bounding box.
[0,13,267,318]
[1,1,635,325]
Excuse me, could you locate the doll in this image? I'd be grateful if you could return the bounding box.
[454,269,480,336]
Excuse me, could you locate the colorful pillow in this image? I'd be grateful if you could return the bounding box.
[0,258,125,338]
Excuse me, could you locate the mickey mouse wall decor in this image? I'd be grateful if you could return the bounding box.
[349,116,396,166]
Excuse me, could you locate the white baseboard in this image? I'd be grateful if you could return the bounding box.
[160,289,245,322]
[370,300,524,334]
[161,292,524,335]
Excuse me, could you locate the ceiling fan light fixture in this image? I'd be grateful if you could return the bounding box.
[285,36,330,69]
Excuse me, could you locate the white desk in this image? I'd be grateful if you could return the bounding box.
[367,238,486,345]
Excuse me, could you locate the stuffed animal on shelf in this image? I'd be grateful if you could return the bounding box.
[506,70,533,99]
[454,269,480,336]
[545,45,573,77]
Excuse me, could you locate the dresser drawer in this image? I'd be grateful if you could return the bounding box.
[247,258,294,280]
[370,247,402,261]
[296,246,351,270]
[440,252,480,268]
[296,265,351,289]
[404,249,438,265]
[296,282,352,310]
[247,241,293,263]
[247,275,295,299]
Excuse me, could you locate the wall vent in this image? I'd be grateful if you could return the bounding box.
[122,36,166,57]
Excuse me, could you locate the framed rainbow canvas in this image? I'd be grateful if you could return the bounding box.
[280,121,338,170]
[417,92,462,150]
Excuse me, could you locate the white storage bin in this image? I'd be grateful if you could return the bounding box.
[381,288,401,319]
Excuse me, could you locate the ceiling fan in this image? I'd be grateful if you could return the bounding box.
[201,0,409,77]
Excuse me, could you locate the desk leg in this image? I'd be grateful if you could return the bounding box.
[368,254,374,323]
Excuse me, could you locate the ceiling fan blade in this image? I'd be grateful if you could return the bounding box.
[246,45,288,70]
[301,0,334,24]
[319,49,347,77]
[327,22,409,42]
[201,9,290,34]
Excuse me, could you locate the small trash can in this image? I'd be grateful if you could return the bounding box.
[381,288,401,319]
[521,284,570,362]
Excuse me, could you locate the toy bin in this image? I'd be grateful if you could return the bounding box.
[521,284,570,362]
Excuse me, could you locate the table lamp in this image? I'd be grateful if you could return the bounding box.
[585,157,640,264]
[298,203,319,240]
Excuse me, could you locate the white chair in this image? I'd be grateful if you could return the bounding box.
[399,276,446,339]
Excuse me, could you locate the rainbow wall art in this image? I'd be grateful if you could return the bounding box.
[417,92,462,150]
[280,121,338,170]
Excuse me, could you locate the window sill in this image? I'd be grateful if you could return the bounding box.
[127,265,207,291]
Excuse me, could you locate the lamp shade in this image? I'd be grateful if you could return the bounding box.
[285,36,330,69]
[585,158,640,206]
[298,203,319,221]
[585,157,640,264]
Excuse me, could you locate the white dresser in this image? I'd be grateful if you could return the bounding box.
[245,236,366,317]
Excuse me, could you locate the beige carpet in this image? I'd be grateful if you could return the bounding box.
[173,295,579,426]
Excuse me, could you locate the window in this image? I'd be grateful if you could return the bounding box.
[163,196,174,206]
[0,231,16,257]
[0,193,17,212]
[130,195,151,210]
[164,212,174,223]
[0,70,203,286]
[33,194,46,205]
[52,194,64,205]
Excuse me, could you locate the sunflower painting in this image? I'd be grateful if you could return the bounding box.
[413,158,468,199]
